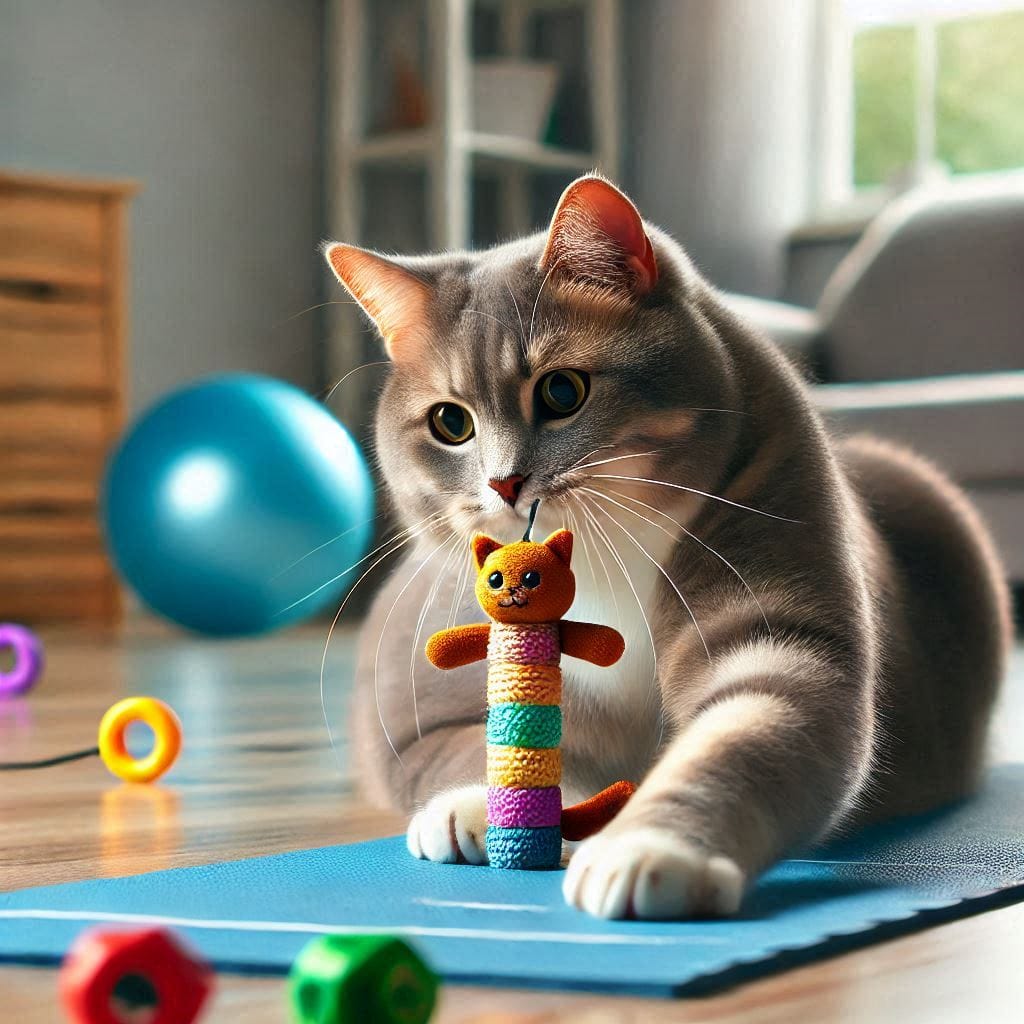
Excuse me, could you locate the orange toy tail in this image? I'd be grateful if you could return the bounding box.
[560,780,636,841]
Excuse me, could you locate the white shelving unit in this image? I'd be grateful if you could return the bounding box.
[324,0,620,407]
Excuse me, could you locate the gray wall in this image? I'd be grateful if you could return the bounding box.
[1,0,325,411]
[625,0,818,299]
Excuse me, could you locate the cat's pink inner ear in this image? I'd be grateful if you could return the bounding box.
[540,175,658,297]
[324,243,432,360]
[542,529,574,566]
[472,533,503,570]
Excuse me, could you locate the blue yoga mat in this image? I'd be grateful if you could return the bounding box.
[4,764,1024,996]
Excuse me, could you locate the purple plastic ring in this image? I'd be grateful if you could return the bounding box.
[0,623,44,698]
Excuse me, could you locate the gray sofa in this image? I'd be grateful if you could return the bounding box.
[728,182,1024,579]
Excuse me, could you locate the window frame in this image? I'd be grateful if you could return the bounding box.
[812,0,1024,223]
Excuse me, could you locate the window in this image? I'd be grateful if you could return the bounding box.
[832,1,1024,198]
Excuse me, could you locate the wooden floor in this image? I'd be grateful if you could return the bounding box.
[3,622,1023,1023]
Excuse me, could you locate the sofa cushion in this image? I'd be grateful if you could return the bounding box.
[817,183,1024,382]
[816,371,1024,483]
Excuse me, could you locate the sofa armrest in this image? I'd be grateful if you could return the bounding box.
[816,370,1024,484]
[815,184,1024,382]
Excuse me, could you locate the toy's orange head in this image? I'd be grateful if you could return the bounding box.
[472,530,575,624]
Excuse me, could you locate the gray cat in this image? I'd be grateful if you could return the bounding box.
[324,175,1011,919]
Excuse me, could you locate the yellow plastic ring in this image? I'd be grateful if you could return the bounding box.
[98,697,182,783]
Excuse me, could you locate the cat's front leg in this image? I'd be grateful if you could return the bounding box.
[565,643,873,918]
[407,785,489,864]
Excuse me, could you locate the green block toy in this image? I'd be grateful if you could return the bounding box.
[289,934,438,1024]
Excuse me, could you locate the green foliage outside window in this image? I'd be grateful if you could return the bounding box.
[853,24,917,187]
[853,10,1024,188]
[937,10,1024,175]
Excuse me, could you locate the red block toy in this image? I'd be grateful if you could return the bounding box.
[59,926,213,1024]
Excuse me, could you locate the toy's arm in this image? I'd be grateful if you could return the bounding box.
[560,620,625,667]
[425,623,491,670]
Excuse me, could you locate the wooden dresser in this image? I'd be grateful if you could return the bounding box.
[0,170,138,625]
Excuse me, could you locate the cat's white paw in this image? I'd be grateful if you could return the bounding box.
[407,786,489,865]
[563,827,745,919]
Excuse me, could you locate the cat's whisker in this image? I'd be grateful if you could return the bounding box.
[579,495,621,625]
[453,555,474,629]
[563,503,589,599]
[573,493,623,591]
[575,493,664,740]
[464,307,518,341]
[279,510,450,615]
[566,505,598,616]
[447,542,473,629]
[280,299,361,326]
[679,406,751,417]
[408,530,465,740]
[575,494,677,756]
[322,360,391,405]
[569,444,616,471]
[589,484,773,639]
[573,449,664,472]
[583,493,712,665]
[375,529,460,757]
[574,493,658,675]
[587,473,803,524]
[319,518,443,773]
[506,281,528,359]
[270,510,386,582]
[527,256,564,355]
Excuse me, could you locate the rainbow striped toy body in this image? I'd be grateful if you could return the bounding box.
[485,621,565,868]
[425,522,634,871]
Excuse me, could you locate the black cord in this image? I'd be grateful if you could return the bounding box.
[0,746,100,770]
[0,741,326,770]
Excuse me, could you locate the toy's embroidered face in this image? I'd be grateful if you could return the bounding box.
[472,530,575,623]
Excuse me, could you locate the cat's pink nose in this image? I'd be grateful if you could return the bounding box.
[489,474,526,506]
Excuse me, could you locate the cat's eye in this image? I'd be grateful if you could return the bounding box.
[521,570,541,589]
[537,369,589,419]
[429,402,475,445]
[488,571,504,589]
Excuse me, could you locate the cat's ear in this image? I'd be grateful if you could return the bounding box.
[540,175,658,298]
[472,533,503,570]
[323,243,432,361]
[542,529,573,566]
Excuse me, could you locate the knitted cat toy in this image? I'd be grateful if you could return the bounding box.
[425,505,635,869]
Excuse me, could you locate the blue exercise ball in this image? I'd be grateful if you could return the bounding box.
[102,374,374,635]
